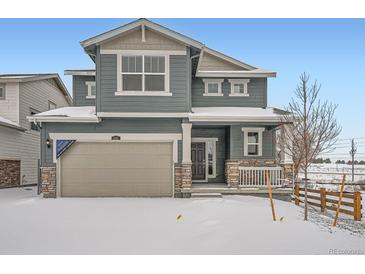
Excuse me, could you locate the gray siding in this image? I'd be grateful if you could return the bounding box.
[0,79,70,184]
[41,118,182,166]
[98,53,189,112]
[192,127,226,183]
[229,125,276,160]
[73,75,96,106]
[192,78,267,108]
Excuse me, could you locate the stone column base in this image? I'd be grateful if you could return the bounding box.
[174,165,182,196]
[181,162,192,189]
[41,167,56,198]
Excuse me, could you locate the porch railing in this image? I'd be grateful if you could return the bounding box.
[238,166,283,187]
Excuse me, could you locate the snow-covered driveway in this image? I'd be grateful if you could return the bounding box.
[0,187,364,254]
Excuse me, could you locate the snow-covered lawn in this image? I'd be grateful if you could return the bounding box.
[0,187,364,255]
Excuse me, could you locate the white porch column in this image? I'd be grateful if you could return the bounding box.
[280,124,293,164]
[181,123,192,163]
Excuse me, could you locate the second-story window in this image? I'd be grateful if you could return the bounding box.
[119,55,169,95]
[229,79,250,96]
[48,101,57,110]
[0,84,5,100]
[85,81,96,99]
[202,79,224,96]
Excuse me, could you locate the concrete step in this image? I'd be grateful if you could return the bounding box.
[191,192,223,198]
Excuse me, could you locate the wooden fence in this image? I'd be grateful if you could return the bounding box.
[294,184,362,221]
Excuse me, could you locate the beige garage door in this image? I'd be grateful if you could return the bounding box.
[60,142,173,197]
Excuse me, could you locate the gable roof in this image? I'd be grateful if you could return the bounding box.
[81,18,203,50]
[0,74,72,105]
[80,18,276,77]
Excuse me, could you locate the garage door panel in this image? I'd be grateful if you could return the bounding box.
[67,142,172,155]
[61,155,172,169]
[60,142,173,197]
[61,168,172,183]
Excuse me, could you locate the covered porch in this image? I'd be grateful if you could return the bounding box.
[176,107,293,197]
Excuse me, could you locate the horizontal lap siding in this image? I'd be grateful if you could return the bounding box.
[41,118,182,166]
[73,75,96,106]
[192,78,267,107]
[99,54,189,112]
[13,80,70,184]
[229,125,275,160]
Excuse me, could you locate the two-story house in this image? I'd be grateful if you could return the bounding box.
[0,74,71,187]
[29,19,293,198]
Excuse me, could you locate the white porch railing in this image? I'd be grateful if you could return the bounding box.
[239,166,283,187]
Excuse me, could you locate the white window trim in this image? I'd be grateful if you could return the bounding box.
[0,84,5,100]
[48,101,57,110]
[116,51,171,96]
[229,79,250,96]
[85,81,96,99]
[241,127,265,157]
[202,79,224,96]
[191,137,218,182]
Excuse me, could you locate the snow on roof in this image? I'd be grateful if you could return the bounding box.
[189,107,286,122]
[0,116,24,130]
[28,106,99,123]
[34,106,96,117]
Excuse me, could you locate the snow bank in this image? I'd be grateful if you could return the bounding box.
[0,188,364,255]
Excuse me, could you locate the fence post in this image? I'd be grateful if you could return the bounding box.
[320,188,326,212]
[353,192,362,221]
[294,183,300,205]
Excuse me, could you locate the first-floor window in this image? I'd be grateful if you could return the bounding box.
[242,128,264,157]
[120,55,167,93]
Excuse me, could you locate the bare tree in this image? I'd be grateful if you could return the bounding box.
[282,73,341,221]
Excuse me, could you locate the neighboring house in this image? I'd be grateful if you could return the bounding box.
[0,74,71,187]
[29,19,293,198]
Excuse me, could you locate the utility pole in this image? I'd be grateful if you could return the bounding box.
[349,139,357,182]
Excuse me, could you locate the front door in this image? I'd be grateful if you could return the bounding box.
[192,142,206,181]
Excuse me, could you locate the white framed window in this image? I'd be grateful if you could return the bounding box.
[229,79,250,96]
[242,127,265,157]
[202,79,224,96]
[0,84,5,100]
[48,101,57,110]
[85,81,96,99]
[116,52,170,96]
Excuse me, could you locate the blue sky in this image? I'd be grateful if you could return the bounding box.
[0,19,364,159]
